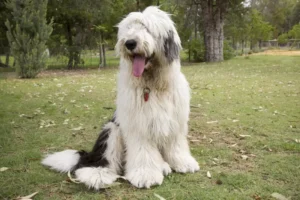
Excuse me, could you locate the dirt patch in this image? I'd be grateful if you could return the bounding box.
[254,50,300,56]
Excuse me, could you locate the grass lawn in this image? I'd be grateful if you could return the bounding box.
[0,55,299,200]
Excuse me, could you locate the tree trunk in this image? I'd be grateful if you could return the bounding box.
[194,4,198,39]
[137,0,140,11]
[99,44,103,69]
[200,0,228,62]
[74,26,84,68]
[99,32,106,68]
[102,43,106,67]
[259,40,262,49]
[241,39,244,55]
[66,21,74,69]
[5,48,10,67]
[188,39,191,62]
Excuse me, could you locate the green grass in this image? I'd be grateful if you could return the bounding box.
[0,55,299,200]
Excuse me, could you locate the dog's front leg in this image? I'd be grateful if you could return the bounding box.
[125,137,165,188]
[163,132,200,173]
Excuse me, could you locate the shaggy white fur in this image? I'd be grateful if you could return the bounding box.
[75,167,120,190]
[41,6,199,189]
[115,6,199,188]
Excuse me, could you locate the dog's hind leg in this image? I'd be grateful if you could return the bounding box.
[74,121,124,189]
[42,117,124,190]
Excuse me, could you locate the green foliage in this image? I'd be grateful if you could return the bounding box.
[5,0,53,78]
[0,2,10,50]
[288,24,300,39]
[189,38,205,62]
[277,33,289,44]
[223,40,235,60]
[248,9,273,44]
[251,0,299,37]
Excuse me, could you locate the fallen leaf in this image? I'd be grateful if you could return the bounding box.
[271,192,289,200]
[0,167,9,172]
[67,171,81,184]
[71,126,84,131]
[15,192,38,200]
[19,114,33,119]
[239,134,251,138]
[154,193,166,200]
[239,149,247,154]
[63,108,70,114]
[206,120,218,124]
[241,155,248,160]
[253,194,261,200]
[39,120,55,128]
[207,171,212,178]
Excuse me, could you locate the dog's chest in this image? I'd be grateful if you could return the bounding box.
[117,87,180,140]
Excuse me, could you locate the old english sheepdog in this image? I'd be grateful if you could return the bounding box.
[42,6,199,189]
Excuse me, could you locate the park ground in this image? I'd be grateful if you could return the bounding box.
[0,53,299,199]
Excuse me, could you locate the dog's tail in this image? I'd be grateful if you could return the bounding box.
[41,126,111,173]
[42,117,124,189]
[41,149,80,173]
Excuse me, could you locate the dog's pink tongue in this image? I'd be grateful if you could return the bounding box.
[133,55,146,77]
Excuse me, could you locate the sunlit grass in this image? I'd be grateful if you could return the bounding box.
[0,55,299,199]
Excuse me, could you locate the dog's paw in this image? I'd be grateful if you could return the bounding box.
[75,167,119,190]
[171,155,200,173]
[126,168,163,188]
[162,162,172,176]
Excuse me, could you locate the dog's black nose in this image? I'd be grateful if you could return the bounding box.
[125,40,137,50]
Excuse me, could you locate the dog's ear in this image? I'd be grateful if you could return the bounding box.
[164,31,180,62]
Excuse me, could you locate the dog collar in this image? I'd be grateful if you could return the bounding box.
[143,87,150,102]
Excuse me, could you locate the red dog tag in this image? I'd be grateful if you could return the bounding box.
[143,87,150,102]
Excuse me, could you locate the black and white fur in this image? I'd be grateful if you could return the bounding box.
[42,6,199,189]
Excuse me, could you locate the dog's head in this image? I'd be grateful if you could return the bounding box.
[116,6,181,77]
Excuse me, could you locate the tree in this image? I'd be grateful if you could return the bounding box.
[250,0,299,37]
[291,0,300,25]
[5,0,53,78]
[224,4,249,52]
[0,1,11,67]
[288,24,300,39]
[248,9,273,49]
[47,0,138,69]
[47,0,95,69]
[197,0,244,62]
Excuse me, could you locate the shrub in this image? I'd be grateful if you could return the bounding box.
[5,0,53,78]
[223,40,235,60]
[189,38,205,62]
[278,33,289,45]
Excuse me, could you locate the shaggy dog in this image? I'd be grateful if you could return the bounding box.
[42,6,199,189]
